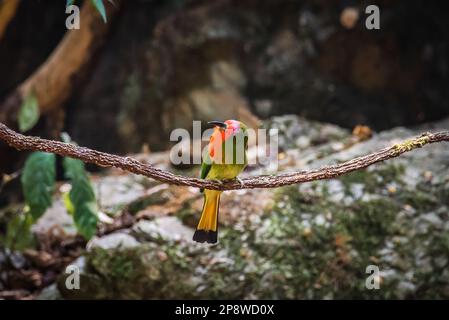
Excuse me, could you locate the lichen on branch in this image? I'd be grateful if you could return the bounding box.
[0,122,448,191]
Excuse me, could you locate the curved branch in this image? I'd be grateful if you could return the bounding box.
[0,121,448,190]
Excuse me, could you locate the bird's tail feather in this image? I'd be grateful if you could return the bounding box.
[193,190,221,244]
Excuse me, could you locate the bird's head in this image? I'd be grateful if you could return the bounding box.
[208,119,247,136]
[207,119,248,159]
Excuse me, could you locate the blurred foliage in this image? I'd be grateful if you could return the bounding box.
[18,92,39,133]
[90,0,107,23]
[63,157,98,240]
[2,151,99,250]
[21,152,56,220]
[67,0,108,23]
[0,211,35,251]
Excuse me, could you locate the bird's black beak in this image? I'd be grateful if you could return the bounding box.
[207,120,227,128]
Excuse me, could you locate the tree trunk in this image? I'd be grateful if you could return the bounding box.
[0,0,20,41]
[0,0,120,127]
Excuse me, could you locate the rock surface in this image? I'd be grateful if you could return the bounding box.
[56,115,449,299]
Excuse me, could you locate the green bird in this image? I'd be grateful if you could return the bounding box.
[193,120,249,244]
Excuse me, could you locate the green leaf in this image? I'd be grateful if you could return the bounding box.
[70,174,96,205]
[21,152,56,221]
[63,157,98,239]
[63,192,75,215]
[18,93,39,132]
[63,157,87,181]
[60,132,72,143]
[91,0,107,23]
[66,0,75,6]
[74,201,99,239]
[1,213,35,251]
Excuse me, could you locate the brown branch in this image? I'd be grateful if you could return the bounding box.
[0,121,448,191]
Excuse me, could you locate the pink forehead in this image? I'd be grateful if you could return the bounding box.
[225,119,240,129]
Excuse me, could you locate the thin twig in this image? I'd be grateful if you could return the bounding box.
[0,122,448,190]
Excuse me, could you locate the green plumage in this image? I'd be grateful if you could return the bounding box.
[194,120,249,243]
[200,123,248,188]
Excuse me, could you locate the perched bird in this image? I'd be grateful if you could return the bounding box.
[193,120,248,244]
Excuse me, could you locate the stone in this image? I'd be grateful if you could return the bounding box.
[31,200,77,237]
[87,233,140,251]
[36,284,62,300]
[93,175,146,214]
[131,217,194,242]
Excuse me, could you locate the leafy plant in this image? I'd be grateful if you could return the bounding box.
[18,92,39,132]
[15,146,99,247]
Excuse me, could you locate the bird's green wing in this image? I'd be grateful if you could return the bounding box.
[200,161,211,180]
[199,152,212,192]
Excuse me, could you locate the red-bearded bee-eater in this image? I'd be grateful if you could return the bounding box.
[193,120,249,244]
